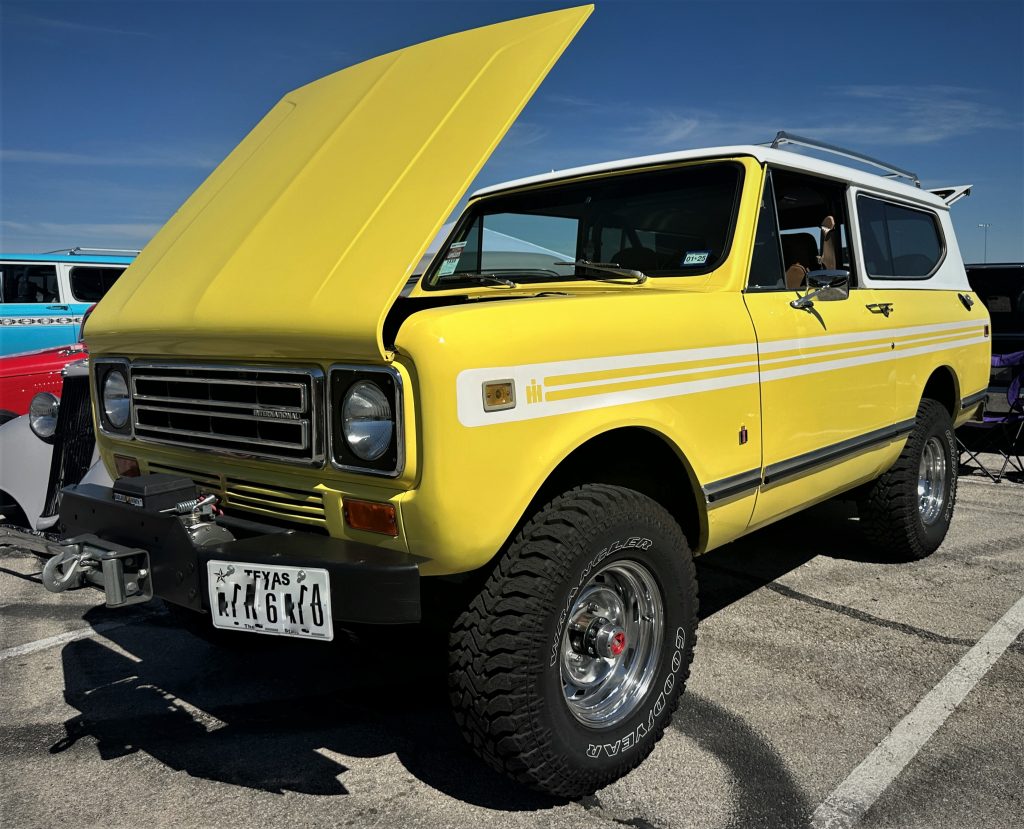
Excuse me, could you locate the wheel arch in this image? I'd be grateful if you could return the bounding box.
[510,426,707,553]
[920,364,960,418]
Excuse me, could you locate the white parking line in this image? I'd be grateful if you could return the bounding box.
[0,620,133,662]
[811,594,1024,829]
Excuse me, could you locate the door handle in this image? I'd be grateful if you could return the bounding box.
[46,304,70,311]
[866,303,893,317]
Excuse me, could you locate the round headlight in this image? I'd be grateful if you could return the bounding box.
[103,370,130,429]
[29,392,60,440]
[342,380,393,461]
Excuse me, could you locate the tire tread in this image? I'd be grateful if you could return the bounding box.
[448,484,696,797]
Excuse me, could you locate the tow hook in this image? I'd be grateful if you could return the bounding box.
[39,534,153,608]
[41,547,90,593]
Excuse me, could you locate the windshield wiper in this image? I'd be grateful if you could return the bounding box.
[442,272,518,288]
[554,260,648,284]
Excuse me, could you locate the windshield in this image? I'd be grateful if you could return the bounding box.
[424,161,743,289]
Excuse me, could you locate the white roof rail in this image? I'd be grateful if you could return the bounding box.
[770,131,921,188]
[45,246,141,256]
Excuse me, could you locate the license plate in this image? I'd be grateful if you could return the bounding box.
[206,560,333,641]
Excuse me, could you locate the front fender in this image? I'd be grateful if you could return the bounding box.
[395,289,762,575]
[0,415,53,529]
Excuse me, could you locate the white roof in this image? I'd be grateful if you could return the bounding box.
[471,144,948,210]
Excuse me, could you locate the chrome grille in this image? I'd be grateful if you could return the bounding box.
[130,363,323,464]
[42,373,95,518]
[148,462,328,529]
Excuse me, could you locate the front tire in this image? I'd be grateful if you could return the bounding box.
[858,399,957,560]
[449,484,698,798]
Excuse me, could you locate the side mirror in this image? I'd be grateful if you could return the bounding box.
[791,269,850,309]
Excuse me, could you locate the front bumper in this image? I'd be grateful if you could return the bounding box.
[2,482,423,624]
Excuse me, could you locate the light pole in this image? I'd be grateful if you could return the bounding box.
[977,223,992,263]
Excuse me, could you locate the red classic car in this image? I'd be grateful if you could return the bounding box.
[0,303,96,423]
[0,342,88,423]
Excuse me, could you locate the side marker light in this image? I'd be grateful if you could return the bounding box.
[483,380,516,412]
[343,498,398,537]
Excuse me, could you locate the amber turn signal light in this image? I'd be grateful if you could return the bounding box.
[343,498,398,536]
[483,380,516,412]
[114,455,140,477]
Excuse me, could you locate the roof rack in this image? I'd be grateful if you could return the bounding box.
[44,246,141,256]
[769,131,921,188]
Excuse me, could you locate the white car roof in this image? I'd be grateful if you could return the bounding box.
[471,144,948,210]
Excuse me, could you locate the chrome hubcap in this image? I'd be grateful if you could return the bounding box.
[918,435,948,525]
[560,559,663,728]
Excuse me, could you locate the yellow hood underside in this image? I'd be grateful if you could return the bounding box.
[87,6,592,362]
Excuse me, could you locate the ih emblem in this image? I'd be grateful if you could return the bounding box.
[526,378,543,404]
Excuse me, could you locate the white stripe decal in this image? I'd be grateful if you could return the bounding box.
[550,326,984,393]
[761,334,987,384]
[548,358,760,392]
[456,321,987,427]
[758,318,983,354]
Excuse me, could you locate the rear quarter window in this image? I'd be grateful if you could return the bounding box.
[857,195,944,279]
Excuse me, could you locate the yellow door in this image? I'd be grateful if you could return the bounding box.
[743,168,898,528]
[744,289,901,527]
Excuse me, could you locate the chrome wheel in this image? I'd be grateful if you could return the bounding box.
[918,435,948,525]
[560,559,663,728]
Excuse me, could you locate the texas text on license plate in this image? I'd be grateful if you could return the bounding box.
[206,560,333,641]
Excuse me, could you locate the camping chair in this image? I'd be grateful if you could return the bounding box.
[957,350,1024,482]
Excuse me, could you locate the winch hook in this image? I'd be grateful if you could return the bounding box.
[41,546,90,594]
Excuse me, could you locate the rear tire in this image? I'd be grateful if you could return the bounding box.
[449,484,698,798]
[858,399,957,560]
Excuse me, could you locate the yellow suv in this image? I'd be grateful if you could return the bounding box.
[20,6,990,797]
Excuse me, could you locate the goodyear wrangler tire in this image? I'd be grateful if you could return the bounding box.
[857,399,957,560]
[449,484,697,798]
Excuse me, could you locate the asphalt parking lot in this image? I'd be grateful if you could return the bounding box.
[2,473,1022,829]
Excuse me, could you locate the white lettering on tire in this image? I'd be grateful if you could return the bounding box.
[586,626,687,759]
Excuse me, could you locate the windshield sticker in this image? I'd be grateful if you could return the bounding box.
[438,241,468,277]
[682,251,711,266]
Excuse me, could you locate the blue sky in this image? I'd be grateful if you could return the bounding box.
[2,0,1022,262]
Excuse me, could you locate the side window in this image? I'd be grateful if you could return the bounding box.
[856,195,943,278]
[69,266,126,302]
[0,264,59,304]
[747,172,785,290]
[769,170,853,291]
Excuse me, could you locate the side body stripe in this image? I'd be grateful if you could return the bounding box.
[456,320,987,428]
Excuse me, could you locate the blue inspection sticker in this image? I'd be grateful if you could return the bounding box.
[682,250,711,266]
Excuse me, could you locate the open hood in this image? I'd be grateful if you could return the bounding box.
[87,6,592,361]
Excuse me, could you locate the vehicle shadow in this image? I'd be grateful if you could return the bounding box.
[697,497,880,619]
[49,498,868,815]
[55,613,555,809]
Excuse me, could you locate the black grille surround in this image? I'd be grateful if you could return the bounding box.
[98,361,326,466]
[42,372,95,518]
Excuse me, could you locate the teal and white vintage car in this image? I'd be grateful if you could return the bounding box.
[0,249,135,357]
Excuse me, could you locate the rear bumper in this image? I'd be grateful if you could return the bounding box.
[6,482,423,624]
